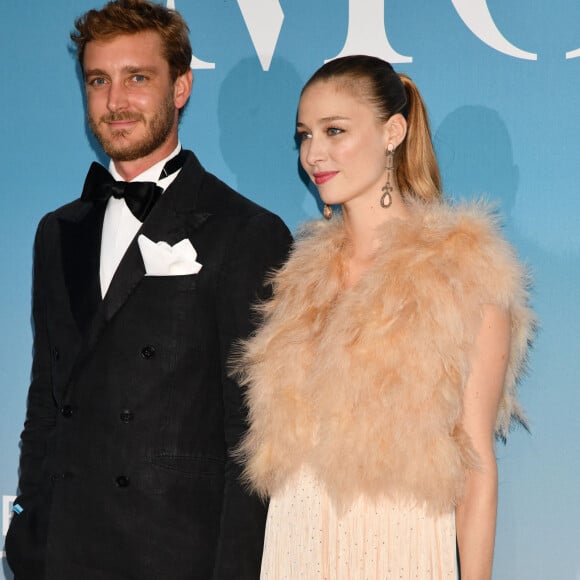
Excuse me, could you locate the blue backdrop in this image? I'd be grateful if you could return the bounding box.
[1,1,579,578]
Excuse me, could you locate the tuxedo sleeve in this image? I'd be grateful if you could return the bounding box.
[212,211,292,580]
[5,215,56,574]
[17,215,57,500]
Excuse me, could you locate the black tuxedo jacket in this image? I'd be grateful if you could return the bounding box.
[6,151,292,580]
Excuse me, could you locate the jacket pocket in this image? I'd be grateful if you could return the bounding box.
[134,453,225,495]
[149,453,223,478]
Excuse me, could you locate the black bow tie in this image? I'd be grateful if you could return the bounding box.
[81,149,187,222]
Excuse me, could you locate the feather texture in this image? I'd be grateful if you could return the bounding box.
[233,200,535,514]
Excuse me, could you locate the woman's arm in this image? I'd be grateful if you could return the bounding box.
[455,304,511,579]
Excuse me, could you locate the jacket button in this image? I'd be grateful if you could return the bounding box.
[61,405,73,418]
[141,345,156,359]
[115,475,130,488]
[53,347,60,361]
[120,410,134,423]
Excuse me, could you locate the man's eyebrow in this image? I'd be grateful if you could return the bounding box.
[123,65,158,74]
[84,65,158,77]
[84,68,107,78]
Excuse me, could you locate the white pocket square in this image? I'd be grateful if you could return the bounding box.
[137,234,203,276]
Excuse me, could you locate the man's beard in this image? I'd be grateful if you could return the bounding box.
[89,93,176,162]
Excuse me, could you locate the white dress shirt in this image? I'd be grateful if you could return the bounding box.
[99,143,183,297]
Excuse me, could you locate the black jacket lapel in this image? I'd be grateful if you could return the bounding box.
[58,202,106,336]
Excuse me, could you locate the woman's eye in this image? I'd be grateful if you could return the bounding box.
[297,131,312,141]
[327,127,343,136]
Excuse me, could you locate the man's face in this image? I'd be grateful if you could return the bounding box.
[83,30,184,163]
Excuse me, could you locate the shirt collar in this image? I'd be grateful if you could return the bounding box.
[108,142,182,185]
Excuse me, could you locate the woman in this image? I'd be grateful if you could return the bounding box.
[234,55,534,579]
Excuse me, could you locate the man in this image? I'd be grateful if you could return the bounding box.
[5,1,291,578]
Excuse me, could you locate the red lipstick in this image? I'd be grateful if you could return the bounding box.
[313,171,338,185]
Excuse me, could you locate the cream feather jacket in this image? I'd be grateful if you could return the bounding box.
[234,201,535,514]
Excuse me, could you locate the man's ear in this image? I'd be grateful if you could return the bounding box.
[174,68,193,109]
[384,113,407,149]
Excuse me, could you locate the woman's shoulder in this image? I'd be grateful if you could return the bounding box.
[264,218,345,305]
[412,198,507,242]
[276,218,344,276]
[409,199,522,269]
[380,198,532,309]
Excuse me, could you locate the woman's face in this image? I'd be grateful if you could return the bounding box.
[297,80,389,209]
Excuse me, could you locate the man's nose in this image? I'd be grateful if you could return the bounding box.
[106,79,130,112]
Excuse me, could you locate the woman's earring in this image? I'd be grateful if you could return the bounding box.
[323,204,333,220]
[381,144,395,209]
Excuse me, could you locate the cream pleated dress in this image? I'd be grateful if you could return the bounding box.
[260,467,458,580]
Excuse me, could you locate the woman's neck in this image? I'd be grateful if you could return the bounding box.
[341,188,411,263]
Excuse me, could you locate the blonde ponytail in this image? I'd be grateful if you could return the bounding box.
[396,74,442,202]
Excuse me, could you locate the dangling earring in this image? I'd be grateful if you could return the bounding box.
[381,143,395,209]
[323,204,333,220]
